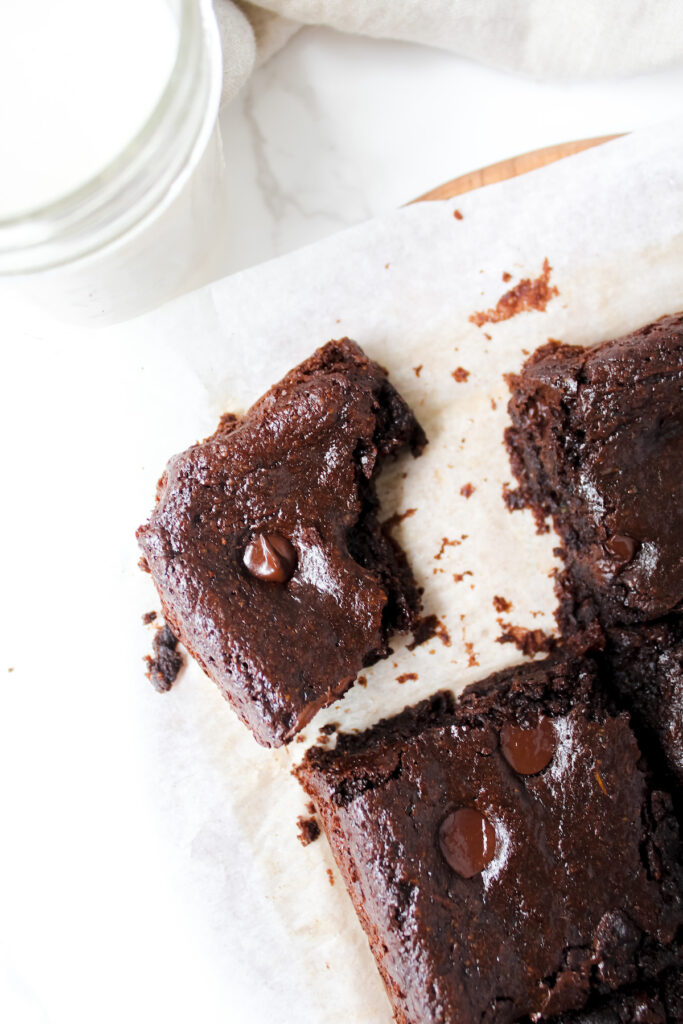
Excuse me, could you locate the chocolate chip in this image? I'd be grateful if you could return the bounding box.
[605,533,637,562]
[439,808,496,877]
[243,532,297,582]
[500,716,556,775]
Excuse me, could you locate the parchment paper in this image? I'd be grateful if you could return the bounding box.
[119,120,683,1021]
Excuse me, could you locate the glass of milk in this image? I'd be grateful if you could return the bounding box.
[0,0,227,324]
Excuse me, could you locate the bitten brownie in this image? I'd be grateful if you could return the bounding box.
[137,339,425,747]
[601,615,683,789]
[505,313,683,631]
[297,658,682,1024]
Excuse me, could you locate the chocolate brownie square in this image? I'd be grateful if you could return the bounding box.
[505,313,683,630]
[601,615,683,789]
[297,658,682,1024]
[137,339,425,747]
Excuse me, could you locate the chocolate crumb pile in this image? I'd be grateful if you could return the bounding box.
[470,258,559,327]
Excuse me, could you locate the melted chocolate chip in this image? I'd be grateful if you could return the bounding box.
[606,533,638,562]
[243,532,297,583]
[439,808,496,878]
[500,716,556,775]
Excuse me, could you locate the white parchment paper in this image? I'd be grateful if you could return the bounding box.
[4,120,682,1024]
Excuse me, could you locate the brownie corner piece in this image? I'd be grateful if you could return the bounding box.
[297,655,682,1024]
[136,338,425,746]
[505,313,683,630]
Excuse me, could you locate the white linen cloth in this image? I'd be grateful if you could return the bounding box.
[217,0,683,104]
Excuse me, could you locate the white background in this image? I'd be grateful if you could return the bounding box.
[2,26,683,1024]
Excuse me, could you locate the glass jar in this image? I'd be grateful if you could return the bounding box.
[0,0,227,324]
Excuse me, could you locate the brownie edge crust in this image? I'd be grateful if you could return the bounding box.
[137,339,426,747]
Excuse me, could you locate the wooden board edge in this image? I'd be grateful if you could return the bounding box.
[412,134,624,203]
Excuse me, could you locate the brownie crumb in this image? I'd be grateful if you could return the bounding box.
[490,398,497,410]
[502,271,512,282]
[141,610,157,625]
[469,259,558,327]
[138,556,151,574]
[144,624,184,693]
[357,675,368,688]
[452,367,470,383]
[296,815,321,847]
[453,209,463,220]
[319,723,338,736]
[496,621,555,657]
[397,672,418,684]
[384,507,417,532]
[453,571,473,583]
[413,365,423,377]
[493,595,512,613]
[460,483,475,499]
[464,641,479,667]
[434,537,460,560]
[326,868,335,886]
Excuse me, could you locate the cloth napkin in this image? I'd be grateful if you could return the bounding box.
[216,0,683,105]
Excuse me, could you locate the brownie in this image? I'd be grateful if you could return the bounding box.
[137,339,425,747]
[601,615,683,790]
[297,657,683,1024]
[505,313,683,631]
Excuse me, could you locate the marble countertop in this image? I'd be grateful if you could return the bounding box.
[217,26,683,278]
[3,26,683,330]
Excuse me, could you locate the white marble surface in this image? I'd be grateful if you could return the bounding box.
[216,26,683,277]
